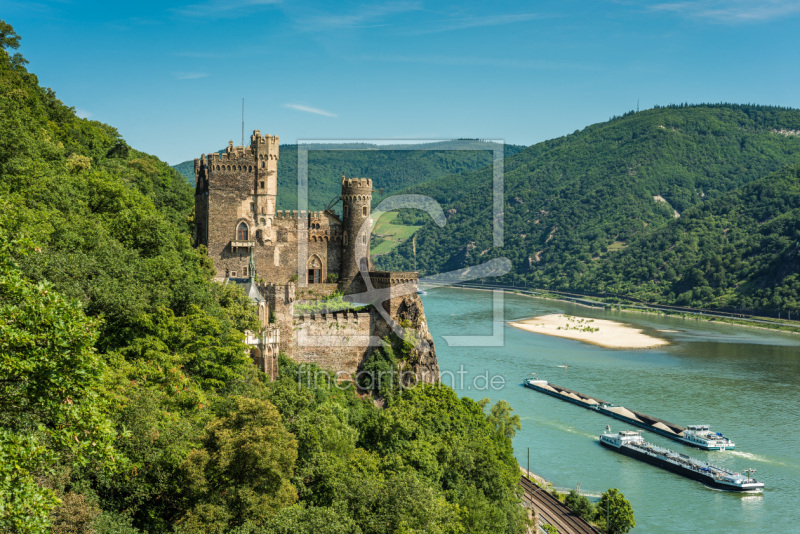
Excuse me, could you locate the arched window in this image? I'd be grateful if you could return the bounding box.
[237,222,249,240]
[307,255,322,284]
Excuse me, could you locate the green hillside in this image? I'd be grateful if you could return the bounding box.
[0,21,527,534]
[374,104,800,315]
[577,163,800,312]
[174,141,525,212]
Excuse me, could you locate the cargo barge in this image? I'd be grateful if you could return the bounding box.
[599,429,762,491]
[523,377,735,450]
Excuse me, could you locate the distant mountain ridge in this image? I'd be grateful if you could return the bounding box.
[373,104,800,315]
[174,141,524,212]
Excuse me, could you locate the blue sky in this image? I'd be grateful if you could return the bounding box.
[3,0,800,164]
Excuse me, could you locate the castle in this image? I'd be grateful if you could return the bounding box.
[193,130,439,383]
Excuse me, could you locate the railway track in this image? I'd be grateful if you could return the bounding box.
[520,476,603,534]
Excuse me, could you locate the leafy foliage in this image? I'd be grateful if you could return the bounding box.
[597,488,635,534]
[564,489,595,524]
[0,20,258,532]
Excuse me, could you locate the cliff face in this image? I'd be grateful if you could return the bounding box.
[375,294,440,385]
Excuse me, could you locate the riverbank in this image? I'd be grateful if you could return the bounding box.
[427,283,800,336]
[508,314,669,349]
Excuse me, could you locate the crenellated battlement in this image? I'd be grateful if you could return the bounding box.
[195,131,279,174]
[273,210,335,220]
[250,129,279,148]
[368,271,419,287]
[295,309,368,323]
[341,177,373,195]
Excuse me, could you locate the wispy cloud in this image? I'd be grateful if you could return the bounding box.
[299,1,422,31]
[648,0,800,22]
[75,108,93,119]
[173,72,209,80]
[173,0,280,18]
[283,104,337,117]
[416,13,552,33]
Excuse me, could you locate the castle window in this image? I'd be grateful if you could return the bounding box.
[363,234,367,244]
[230,271,237,277]
[261,161,265,168]
[250,202,254,213]
[237,222,249,240]
[363,206,367,216]
[249,166,253,172]
[308,256,322,284]
[260,181,265,189]
[343,231,348,245]
[243,266,248,277]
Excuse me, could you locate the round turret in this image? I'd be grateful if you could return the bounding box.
[340,177,373,284]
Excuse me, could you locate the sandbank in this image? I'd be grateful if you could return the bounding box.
[508,314,669,349]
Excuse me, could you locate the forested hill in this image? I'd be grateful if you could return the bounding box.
[0,21,528,534]
[577,163,800,312]
[374,104,800,314]
[174,142,524,212]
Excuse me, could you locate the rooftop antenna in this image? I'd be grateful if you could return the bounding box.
[241,98,245,146]
[637,98,640,113]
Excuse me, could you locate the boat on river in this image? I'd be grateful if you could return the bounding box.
[523,377,735,450]
[599,429,763,492]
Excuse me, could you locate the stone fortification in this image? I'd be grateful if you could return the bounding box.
[194,130,438,384]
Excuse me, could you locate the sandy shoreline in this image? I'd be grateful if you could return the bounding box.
[508,313,669,349]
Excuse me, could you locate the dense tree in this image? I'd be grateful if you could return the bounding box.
[0,233,116,533]
[564,489,595,523]
[175,397,298,532]
[597,488,635,534]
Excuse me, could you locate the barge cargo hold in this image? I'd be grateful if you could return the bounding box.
[522,378,735,450]
[599,429,762,492]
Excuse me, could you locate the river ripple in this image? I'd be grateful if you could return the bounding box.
[421,287,800,533]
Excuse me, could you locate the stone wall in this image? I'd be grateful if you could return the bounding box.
[292,310,377,380]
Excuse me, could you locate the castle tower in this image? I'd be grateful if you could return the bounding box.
[193,130,279,280]
[249,129,279,218]
[340,176,372,285]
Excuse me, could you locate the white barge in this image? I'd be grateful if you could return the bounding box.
[599,429,763,492]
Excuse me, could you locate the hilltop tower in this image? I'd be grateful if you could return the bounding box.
[340,176,372,286]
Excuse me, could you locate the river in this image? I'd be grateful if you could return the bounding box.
[420,286,800,533]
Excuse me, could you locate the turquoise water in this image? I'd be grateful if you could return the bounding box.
[420,287,800,533]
